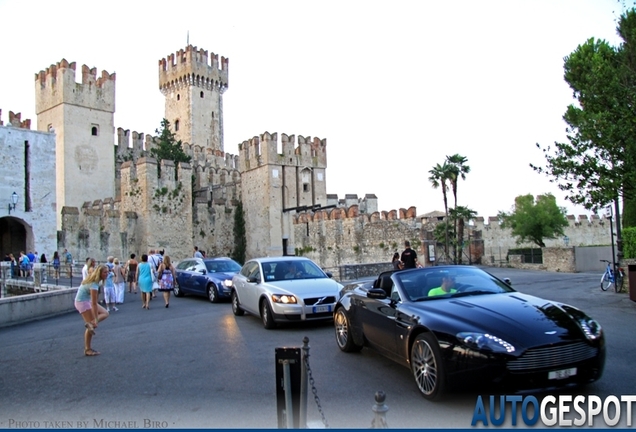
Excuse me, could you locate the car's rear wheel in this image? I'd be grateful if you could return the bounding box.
[231,290,244,316]
[334,308,363,352]
[207,284,219,303]
[173,280,184,297]
[261,299,277,329]
[411,333,445,400]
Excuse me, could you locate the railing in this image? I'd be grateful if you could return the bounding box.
[0,262,86,298]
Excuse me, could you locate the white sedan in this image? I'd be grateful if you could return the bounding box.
[231,256,343,329]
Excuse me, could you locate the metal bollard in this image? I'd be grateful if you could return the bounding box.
[371,391,389,428]
[299,337,309,429]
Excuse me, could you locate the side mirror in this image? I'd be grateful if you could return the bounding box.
[199,269,207,275]
[504,278,511,285]
[325,271,333,278]
[367,288,387,300]
[247,276,260,283]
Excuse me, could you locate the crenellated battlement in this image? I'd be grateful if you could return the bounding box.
[158,45,229,95]
[34,59,116,115]
[292,204,418,224]
[471,214,610,231]
[114,126,239,170]
[238,131,327,172]
[0,110,31,129]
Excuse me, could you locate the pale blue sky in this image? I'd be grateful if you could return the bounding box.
[0,0,625,218]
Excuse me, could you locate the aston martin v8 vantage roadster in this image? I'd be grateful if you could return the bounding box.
[333,266,605,400]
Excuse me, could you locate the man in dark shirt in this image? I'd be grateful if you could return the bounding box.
[401,240,418,269]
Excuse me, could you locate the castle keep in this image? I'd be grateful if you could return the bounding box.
[0,44,612,269]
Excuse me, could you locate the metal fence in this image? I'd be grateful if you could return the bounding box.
[0,262,88,298]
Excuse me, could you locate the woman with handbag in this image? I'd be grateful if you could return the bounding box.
[156,255,176,308]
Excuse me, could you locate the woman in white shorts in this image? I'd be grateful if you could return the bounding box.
[74,265,110,356]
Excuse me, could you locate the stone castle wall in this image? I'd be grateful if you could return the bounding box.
[473,214,611,263]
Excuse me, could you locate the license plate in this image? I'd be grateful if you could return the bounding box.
[548,367,577,380]
[312,305,331,313]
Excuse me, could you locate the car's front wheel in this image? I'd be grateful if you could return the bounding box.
[207,284,219,303]
[334,308,363,352]
[173,280,184,297]
[411,333,446,400]
[231,290,244,316]
[261,299,277,329]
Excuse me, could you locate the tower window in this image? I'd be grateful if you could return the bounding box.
[91,125,99,136]
[200,91,204,98]
[175,120,180,131]
[177,94,181,101]
[303,183,310,192]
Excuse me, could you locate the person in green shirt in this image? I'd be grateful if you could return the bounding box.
[428,273,458,297]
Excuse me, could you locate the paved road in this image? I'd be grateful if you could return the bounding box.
[0,267,634,428]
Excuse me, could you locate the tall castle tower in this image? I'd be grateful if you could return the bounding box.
[239,132,328,257]
[35,60,116,227]
[159,45,228,152]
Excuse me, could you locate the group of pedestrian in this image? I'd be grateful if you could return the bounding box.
[74,248,177,356]
[392,240,420,270]
[3,250,55,279]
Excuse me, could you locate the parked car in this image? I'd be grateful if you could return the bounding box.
[334,266,605,400]
[231,256,343,329]
[174,257,242,303]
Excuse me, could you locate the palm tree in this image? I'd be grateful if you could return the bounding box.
[449,206,478,264]
[428,162,452,262]
[446,154,471,263]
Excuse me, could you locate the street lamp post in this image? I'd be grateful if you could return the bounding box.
[606,205,617,279]
[8,192,18,214]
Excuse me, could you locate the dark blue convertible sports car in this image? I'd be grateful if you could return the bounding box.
[334,266,605,400]
[174,257,242,303]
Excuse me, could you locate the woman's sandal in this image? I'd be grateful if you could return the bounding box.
[84,348,100,356]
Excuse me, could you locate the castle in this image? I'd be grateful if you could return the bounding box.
[0,44,613,269]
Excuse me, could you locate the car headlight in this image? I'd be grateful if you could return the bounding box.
[579,318,602,340]
[223,279,233,287]
[271,294,297,304]
[457,332,515,353]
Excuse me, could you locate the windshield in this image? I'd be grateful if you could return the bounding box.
[205,259,242,273]
[266,260,327,282]
[394,267,514,302]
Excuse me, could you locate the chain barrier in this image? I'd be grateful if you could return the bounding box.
[303,348,329,428]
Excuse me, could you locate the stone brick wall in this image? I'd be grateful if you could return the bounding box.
[0,124,57,257]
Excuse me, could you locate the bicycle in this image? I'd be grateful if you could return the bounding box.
[600,259,625,292]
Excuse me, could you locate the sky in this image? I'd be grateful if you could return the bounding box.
[0,0,627,219]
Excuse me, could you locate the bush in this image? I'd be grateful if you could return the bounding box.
[622,227,636,259]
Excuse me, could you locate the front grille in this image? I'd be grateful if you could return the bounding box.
[304,296,336,306]
[507,342,598,371]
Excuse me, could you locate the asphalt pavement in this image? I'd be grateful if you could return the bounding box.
[0,267,635,429]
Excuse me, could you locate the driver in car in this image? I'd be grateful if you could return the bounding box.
[284,263,302,280]
[428,272,458,297]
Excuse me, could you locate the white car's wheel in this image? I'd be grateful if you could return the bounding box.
[260,299,277,329]
[231,290,244,316]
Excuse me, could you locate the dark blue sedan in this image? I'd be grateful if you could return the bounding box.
[174,257,242,303]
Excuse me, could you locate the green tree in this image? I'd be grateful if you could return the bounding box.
[531,9,636,216]
[150,119,192,176]
[498,194,568,248]
[446,154,470,263]
[231,201,246,265]
[429,162,452,261]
